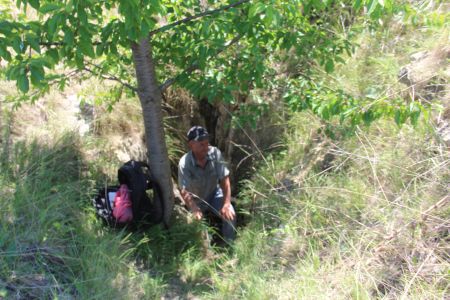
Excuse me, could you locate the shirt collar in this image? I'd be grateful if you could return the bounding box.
[189,147,213,167]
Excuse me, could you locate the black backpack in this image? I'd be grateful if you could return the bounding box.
[92,160,164,228]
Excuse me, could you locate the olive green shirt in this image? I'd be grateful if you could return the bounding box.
[178,146,230,201]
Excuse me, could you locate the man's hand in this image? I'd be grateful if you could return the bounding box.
[220,202,235,221]
[191,206,203,220]
[181,189,192,203]
[219,176,235,221]
[181,189,203,220]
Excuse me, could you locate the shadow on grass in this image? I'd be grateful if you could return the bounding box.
[0,131,222,299]
[0,133,91,298]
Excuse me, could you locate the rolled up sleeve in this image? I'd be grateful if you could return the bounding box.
[214,148,230,181]
[178,156,190,190]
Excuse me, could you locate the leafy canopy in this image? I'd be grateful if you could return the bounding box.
[0,0,424,127]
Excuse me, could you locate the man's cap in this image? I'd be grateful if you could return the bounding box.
[187,126,209,142]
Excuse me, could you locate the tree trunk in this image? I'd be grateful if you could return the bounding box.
[131,37,174,227]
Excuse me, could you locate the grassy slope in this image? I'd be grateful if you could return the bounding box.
[217,115,449,299]
[1,109,447,299]
[1,4,449,300]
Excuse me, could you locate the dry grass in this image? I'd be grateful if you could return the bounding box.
[0,1,448,299]
[210,112,449,299]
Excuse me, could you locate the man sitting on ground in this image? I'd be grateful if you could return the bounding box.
[178,126,236,243]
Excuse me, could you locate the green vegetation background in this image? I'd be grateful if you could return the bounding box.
[0,2,448,299]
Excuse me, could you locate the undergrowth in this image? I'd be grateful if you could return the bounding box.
[0,1,448,299]
[1,110,447,299]
[219,112,449,299]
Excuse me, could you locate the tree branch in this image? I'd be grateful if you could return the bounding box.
[39,41,102,47]
[150,0,250,36]
[83,63,137,92]
[159,34,243,91]
[39,0,249,49]
[36,0,249,48]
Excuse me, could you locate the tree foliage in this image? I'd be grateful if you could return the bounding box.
[0,0,425,127]
[0,0,428,223]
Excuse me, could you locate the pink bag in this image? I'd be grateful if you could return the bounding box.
[113,184,133,223]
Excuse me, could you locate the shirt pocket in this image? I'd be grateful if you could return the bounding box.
[189,177,203,194]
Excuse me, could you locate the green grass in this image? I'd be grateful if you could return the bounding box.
[0,130,209,299]
[0,133,130,298]
[0,2,448,299]
[1,85,448,299]
[206,113,448,299]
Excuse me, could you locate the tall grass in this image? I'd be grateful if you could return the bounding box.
[4,99,446,299]
[0,2,448,299]
[196,3,449,298]
[0,131,169,299]
[202,111,448,299]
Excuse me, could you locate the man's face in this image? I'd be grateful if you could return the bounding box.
[189,139,209,160]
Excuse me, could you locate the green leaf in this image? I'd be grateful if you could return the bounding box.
[96,43,104,56]
[0,21,12,35]
[63,30,74,46]
[150,0,164,14]
[39,3,61,14]
[11,36,23,54]
[26,33,41,53]
[46,48,59,63]
[78,8,88,25]
[17,73,29,93]
[394,109,406,126]
[325,60,334,73]
[5,65,19,80]
[311,0,324,10]
[30,64,45,85]
[422,107,429,121]
[0,45,12,61]
[75,49,84,68]
[409,102,421,126]
[79,40,95,58]
[330,99,341,115]
[65,0,74,13]
[140,19,150,38]
[351,113,362,126]
[384,0,393,11]
[28,0,40,9]
[127,26,138,41]
[264,6,274,27]
[367,0,379,15]
[335,56,345,64]
[101,23,114,43]
[249,3,266,18]
[353,0,362,10]
[47,16,58,39]
[410,110,420,126]
[321,106,330,120]
[109,43,117,55]
[362,110,373,125]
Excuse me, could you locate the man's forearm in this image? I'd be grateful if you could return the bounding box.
[220,176,232,205]
[181,189,203,220]
[181,189,198,211]
[219,176,235,221]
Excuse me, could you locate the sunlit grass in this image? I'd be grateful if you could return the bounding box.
[0,1,448,299]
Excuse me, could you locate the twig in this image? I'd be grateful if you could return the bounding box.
[373,195,449,253]
[83,66,137,92]
[400,249,434,299]
[38,1,249,48]
[421,195,449,220]
[159,34,243,91]
[356,129,390,203]
[149,0,250,36]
